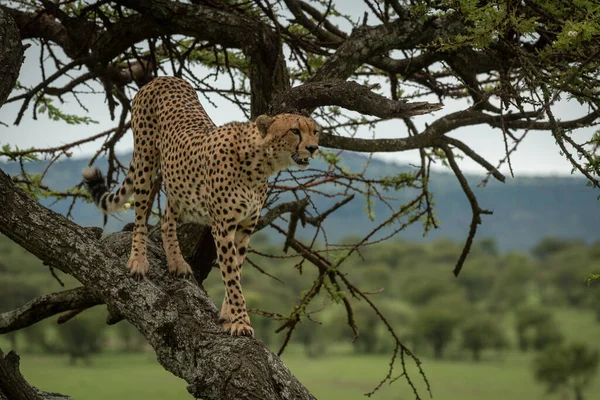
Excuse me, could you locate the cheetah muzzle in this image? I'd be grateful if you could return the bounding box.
[82,76,319,337]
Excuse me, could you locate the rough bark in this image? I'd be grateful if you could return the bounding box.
[0,349,72,400]
[0,168,315,400]
[270,79,442,117]
[0,7,23,106]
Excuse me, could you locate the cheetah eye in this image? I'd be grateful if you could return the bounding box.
[314,130,320,136]
[291,128,301,136]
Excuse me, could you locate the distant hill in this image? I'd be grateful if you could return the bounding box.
[1,152,598,252]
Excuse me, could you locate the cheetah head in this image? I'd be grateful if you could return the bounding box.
[256,114,319,170]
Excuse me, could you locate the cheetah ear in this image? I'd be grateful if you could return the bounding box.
[255,114,274,138]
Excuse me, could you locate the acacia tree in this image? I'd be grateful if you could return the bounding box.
[1,1,599,399]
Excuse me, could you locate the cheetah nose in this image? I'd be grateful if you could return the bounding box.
[307,146,319,155]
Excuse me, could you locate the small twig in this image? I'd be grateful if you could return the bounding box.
[440,144,493,277]
[48,265,64,287]
[245,257,285,284]
[440,137,505,183]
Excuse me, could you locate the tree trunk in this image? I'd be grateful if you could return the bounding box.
[574,385,584,400]
[0,7,23,106]
[433,341,444,359]
[0,168,315,400]
[472,346,481,362]
[0,349,72,400]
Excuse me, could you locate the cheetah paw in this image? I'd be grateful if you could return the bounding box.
[128,256,149,279]
[222,320,254,337]
[167,257,193,278]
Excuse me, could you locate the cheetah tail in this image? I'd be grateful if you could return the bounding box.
[82,166,134,215]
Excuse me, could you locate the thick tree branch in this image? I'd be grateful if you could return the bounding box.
[0,7,23,106]
[314,108,542,158]
[0,197,321,336]
[309,12,463,82]
[0,287,101,334]
[0,349,72,400]
[114,0,266,49]
[270,79,442,117]
[0,168,314,400]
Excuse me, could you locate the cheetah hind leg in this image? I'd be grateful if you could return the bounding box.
[217,293,254,337]
[128,221,150,279]
[160,200,193,278]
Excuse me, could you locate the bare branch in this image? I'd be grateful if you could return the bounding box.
[440,136,505,182]
[0,287,101,334]
[440,145,493,277]
[271,79,442,117]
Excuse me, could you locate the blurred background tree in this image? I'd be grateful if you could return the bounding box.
[534,342,599,400]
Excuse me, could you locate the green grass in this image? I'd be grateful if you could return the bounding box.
[6,308,600,399]
[19,353,189,399]
[283,351,600,400]
[11,350,599,400]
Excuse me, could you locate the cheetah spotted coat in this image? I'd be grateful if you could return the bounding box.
[83,76,319,336]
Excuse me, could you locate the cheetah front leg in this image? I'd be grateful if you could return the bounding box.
[213,222,254,337]
[160,200,193,277]
[218,217,258,334]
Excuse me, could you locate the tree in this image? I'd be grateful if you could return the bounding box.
[0,278,40,352]
[1,1,600,398]
[0,6,22,105]
[56,309,106,365]
[460,314,507,362]
[531,320,564,351]
[515,306,564,352]
[330,299,413,355]
[413,307,462,359]
[543,244,595,307]
[532,237,585,261]
[534,342,600,400]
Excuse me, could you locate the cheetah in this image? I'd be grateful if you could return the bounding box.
[82,76,319,336]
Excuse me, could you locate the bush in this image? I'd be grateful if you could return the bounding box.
[56,309,106,364]
[413,306,463,359]
[461,314,508,361]
[533,342,599,400]
[515,307,563,352]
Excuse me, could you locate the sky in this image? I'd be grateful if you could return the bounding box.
[0,1,596,178]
